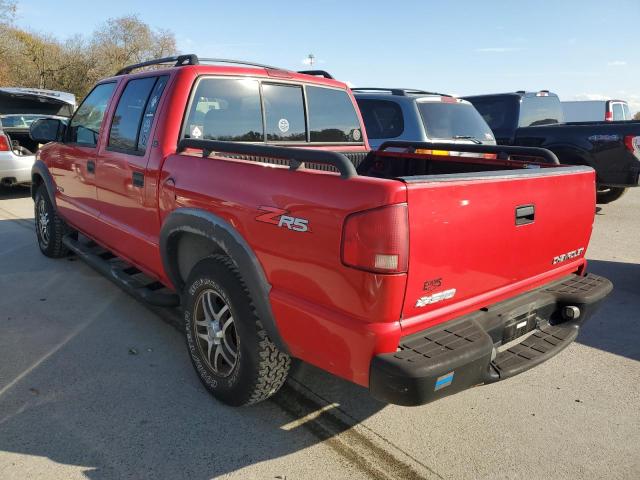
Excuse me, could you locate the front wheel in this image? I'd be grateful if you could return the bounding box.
[596,186,627,204]
[183,255,290,406]
[34,184,71,258]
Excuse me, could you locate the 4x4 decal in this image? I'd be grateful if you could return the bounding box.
[256,206,310,232]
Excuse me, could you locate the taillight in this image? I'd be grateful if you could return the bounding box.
[341,204,409,274]
[0,134,10,151]
[605,110,613,121]
[624,135,640,157]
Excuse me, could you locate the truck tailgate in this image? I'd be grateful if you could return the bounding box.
[401,166,595,325]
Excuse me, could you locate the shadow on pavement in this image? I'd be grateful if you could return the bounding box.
[0,217,389,479]
[576,259,640,361]
[0,184,31,200]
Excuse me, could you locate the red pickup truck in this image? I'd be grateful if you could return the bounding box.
[29,55,612,406]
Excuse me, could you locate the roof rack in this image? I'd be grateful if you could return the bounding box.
[297,70,334,79]
[115,54,286,76]
[351,87,452,97]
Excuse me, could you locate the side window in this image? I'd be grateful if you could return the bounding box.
[306,86,362,142]
[262,84,306,142]
[182,78,263,142]
[139,76,168,150]
[68,83,116,146]
[108,76,168,153]
[356,99,404,140]
[612,103,624,121]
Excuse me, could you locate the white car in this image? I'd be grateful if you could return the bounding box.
[0,88,75,186]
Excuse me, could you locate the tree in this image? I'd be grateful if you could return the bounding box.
[89,15,177,80]
[0,0,16,24]
[634,112,640,121]
[0,14,177,101]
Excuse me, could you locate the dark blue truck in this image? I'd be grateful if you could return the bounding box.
[464,91,640,204]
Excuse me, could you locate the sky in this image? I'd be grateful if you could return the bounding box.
[14,0,640,113]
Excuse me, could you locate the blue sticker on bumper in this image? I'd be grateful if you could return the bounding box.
[435,371,454,391]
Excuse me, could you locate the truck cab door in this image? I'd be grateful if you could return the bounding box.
[94,75,169,275]
[52,82,117,233]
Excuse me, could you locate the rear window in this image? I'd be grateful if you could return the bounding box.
[418,102,494,142]
[519,96,563,127]
[181,77,363,144]
[0,92,73,117]
[622,103,631,120]
[307,86,362,142]
[356,99,404,139]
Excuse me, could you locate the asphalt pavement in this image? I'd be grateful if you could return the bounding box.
[0,185,638,480]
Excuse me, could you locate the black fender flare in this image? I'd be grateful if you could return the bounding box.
[31,160,57,208]
[159,208,289,353]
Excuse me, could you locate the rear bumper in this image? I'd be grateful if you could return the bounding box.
[0,151,35,184]
[369,273,613,406]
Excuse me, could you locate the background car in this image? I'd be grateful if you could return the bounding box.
[0,88,75,186]
[352,88,496,152]
[464,91,640,204]
[562,99,633,122]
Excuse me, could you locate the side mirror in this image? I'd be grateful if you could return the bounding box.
[30,118,66,144]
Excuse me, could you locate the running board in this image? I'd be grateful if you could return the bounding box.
[63,235,180,307]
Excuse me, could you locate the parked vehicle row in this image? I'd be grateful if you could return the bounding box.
[28,55,612,408]
[351,88,496,150]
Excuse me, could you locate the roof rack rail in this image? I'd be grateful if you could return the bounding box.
[115,54,286,76]
[116,55,199,75]
[350,87,451,97]
[297,70,334,79]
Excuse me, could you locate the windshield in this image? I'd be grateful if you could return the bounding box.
[0,114,55,129]
[418,102,495,142]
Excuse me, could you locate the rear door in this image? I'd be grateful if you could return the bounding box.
[400,166,595,324]
[95,75,168,270]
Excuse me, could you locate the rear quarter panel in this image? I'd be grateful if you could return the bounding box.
[161,153,407,384]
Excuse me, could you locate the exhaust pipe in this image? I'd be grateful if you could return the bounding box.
[1,177,17,186]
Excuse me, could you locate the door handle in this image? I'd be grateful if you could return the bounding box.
[132,172,144,188]
[87,160,95,174]
[515,205,535,225]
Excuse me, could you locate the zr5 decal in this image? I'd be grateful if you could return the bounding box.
[256,206,310,233]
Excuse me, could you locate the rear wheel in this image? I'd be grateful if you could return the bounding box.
[596,186,627,204]
[34,184,71,258]
[183,255,290,406]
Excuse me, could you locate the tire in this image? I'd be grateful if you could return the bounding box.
[183,255,290,406]
[34,184,70,258]
[596,186,627,204]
